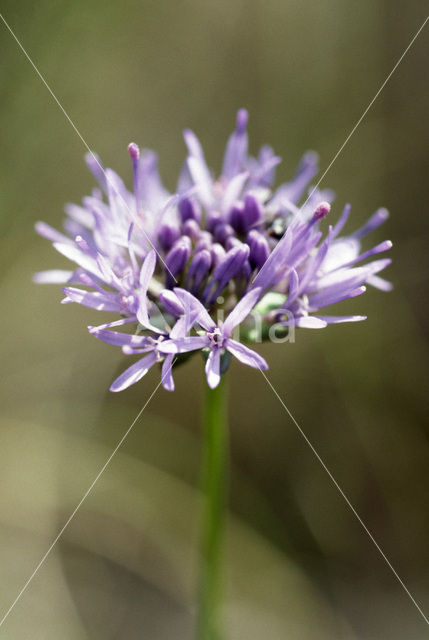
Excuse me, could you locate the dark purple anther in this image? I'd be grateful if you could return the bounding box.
[179,197,201,223]
[247,229,270,268]
[159,289,184,317]
[158,222,180,252]
[165,236,191,286]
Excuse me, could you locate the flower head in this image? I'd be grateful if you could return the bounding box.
[35,110,392,390]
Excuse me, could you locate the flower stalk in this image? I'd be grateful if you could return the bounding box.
[197,377,228,640]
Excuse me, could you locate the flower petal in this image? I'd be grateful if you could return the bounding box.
[110,352,158,392]
[282,316,328,328]
[222,109,249,179]
[205,348,221,389]
[88,317,137,331]
[223,287,262,337]
[161,354,175,392]
[226,339,268,370]
[366,274,393,291]
[62,287,123,312]
[88,327,151,347]
[317,315,367,324]
[33,269,74,284]
[136,250,162,332]
[295,316,328,328]
[35,222,72,245]
[251,226,293,291]
[53,242,103,280]
[221,171,248,214]
[158,336,209,354]
[173,288,215,331]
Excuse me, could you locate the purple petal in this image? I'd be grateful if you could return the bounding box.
[248,146,281,188]
[205,348,221,389]
[139,249,156,289]
[282,316,328,329]
[136,251,162,332]
[251,226,293,291]
[271,151,319,207]
[308,285,366,311]
[53,242,103,280]
[317,315,367,324]
[338,240,393,270]
[223,287,262,337]
[297,228,333,293]
[64,203,94,229]
[88,316,137,332]
[296,316,328,328]
[35,221,72,244]
[187,156,214,209]
[184,129,214,207]
[158,336,209,354]
[88,327,151,348]
[221,171,249,214]
[221,109,249,179]
[226,339,268,370]
[62,287,123,312]
[161,354,175,392]
[332,204,351,238]
[287,269,300,304]
[315,259,391,293]
[367,274,393,291]
[352,208,389,239]
[85,151,107,191]
[173,288,215,331]
[322,238,361,273]
[169,309,201,338]
[110,352,158,392]
[33,269,74,284]
[137,150,170,212]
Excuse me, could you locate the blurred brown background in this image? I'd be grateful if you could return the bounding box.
[0,1,428,638]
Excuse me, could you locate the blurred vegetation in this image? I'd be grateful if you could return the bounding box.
[0,0,428,638]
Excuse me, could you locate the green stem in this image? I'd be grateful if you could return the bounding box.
[197,377,228,640]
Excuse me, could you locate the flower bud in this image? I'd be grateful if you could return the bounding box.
[179,197,201,223]
[159,289,184,316]
[247,229,270,268]
[158,222,180,252]
[165,236,191,286]
[186,249,212,291]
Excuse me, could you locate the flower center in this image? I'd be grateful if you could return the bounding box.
[207,327,224,349]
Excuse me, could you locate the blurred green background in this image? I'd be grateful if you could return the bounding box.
[1,1,428,638]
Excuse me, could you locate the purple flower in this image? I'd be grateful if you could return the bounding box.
[159,287,268,389]
[35,110,392,390]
